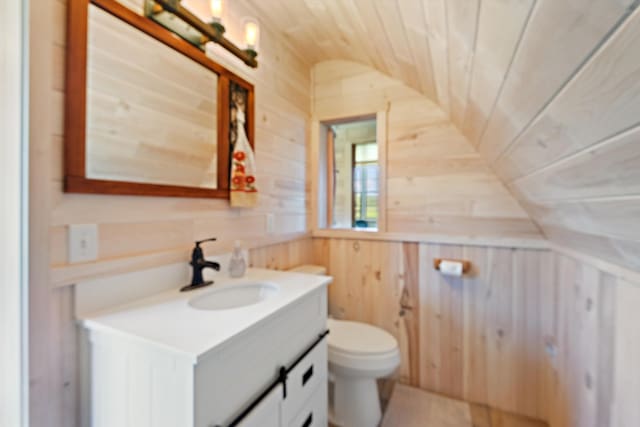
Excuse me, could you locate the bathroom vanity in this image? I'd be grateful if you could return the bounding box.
[78,268,331,427]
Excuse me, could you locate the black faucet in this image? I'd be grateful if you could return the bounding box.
[180,238,220,292]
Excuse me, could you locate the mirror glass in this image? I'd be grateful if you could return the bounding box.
[85,5,219,189]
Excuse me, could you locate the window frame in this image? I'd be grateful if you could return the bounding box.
[311,110,387,232]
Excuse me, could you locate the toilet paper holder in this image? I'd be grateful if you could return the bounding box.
[433,258,472,275]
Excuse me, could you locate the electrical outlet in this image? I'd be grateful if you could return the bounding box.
[68,224,98,263]
[266,213,275,233]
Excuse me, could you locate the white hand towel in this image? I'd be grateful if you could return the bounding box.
[230,109,258,207]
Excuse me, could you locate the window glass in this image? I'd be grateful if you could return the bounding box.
[352,141,379,229]
[327,120,378,230]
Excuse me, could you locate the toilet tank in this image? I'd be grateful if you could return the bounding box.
[288,265,327,275]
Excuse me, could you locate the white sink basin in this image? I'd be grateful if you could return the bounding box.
[188,282,279,311]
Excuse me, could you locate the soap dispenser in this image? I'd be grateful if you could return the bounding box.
[229,240,247,278]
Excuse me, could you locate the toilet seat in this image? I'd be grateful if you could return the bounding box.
[327,319,400,377]
[328,319,397,355]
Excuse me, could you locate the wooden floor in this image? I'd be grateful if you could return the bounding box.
[381,384,547,427]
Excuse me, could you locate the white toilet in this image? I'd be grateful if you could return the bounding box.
[289,265,401,427]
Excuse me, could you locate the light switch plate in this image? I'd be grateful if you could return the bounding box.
[68,224,98,263]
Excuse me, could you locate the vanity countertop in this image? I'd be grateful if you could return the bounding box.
[79,268,331,362]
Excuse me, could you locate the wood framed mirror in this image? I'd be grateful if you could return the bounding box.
[65,0,254,199]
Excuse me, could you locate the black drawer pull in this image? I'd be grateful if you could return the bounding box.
[302,412,313,427]
[302,365,314,386]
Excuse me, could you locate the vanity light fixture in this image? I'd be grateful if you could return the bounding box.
[208,0,225,34]
[243,17,260,60]
[144,0,258,68]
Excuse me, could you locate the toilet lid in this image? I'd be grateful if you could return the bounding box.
[327,319,398,356]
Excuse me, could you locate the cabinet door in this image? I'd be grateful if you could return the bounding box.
[195,290,328,425]
[282,341,327,425]
[287,384,327,427]
[234,384,283,427]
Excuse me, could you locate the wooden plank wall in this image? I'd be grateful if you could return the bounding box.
[545,251,640,427]
[494,4,640,273]
[312,60,540,239]
[313,237,553,420]
[29,0,313,425]
[51,0,312,284]
[312,236,640,426]
[254,0,640,274]
[30,1,640,426]
[245,0,441,106]
[248,238,314,271]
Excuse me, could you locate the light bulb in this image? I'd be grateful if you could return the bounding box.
[210,0,223,22]
[244,18,259,50]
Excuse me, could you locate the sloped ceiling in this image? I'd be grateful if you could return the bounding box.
[244,0,640,271]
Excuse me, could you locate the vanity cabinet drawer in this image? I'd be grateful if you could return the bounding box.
[234,384,283,427]
[282,339,327,425]
[287,384,327,427]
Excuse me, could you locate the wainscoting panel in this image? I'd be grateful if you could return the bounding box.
[313,236,640,426]
[545,252,640,427]
[313,237,552,420]
[248,238,314,271]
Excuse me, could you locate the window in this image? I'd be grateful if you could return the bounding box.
[352,142,378,228]
[322,119,379,230]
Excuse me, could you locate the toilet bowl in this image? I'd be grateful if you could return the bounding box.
[288,265,401,427]
[327,318,400,427]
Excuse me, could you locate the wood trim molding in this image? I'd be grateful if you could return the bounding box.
[312,228,550,249]
[218,76,231,191]
[376,108,388,232]
[326,128,335,226]
[309,120,321,229]
[64,0,255,199]
[65,0,89,180]
[64,176,230,198]
[312,112,383,231]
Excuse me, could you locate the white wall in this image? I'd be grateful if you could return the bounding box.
[0,0,28,425]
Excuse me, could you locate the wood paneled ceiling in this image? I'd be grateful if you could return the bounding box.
[244,0,640,271]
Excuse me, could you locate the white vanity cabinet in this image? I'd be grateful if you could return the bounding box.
[82,277,329,427]
[234,384,283,427]
[235,339,328,427]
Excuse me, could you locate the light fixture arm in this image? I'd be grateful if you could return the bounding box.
[146,0,258,68]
